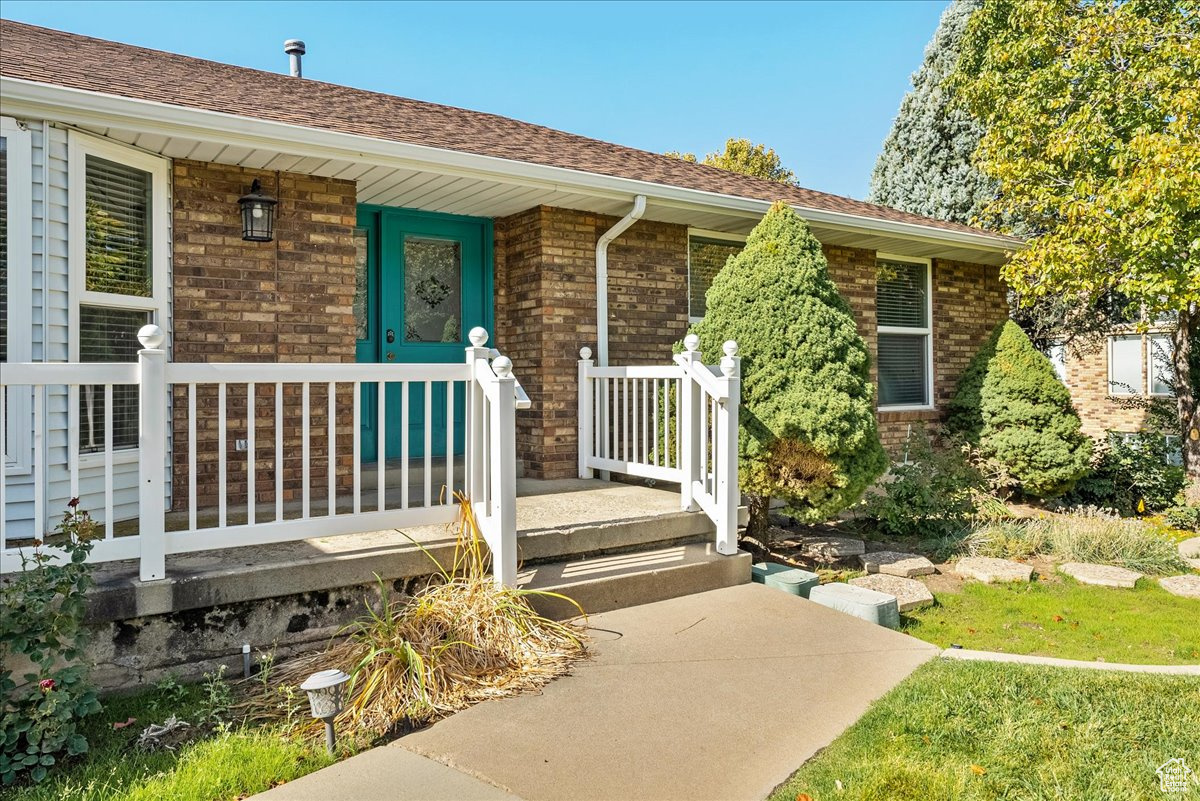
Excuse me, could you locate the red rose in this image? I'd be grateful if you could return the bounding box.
[67,497,81,508]
[39,679,56,693]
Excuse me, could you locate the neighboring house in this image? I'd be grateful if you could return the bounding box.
[1048,323,1181,462]
[0,20,1017,546]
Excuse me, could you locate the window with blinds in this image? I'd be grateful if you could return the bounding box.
[688,236,743,321]
[78,306,148,453]
[85,154,152,297]
[876,259,931,407]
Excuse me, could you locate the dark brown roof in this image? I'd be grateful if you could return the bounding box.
[0,19,1002,240]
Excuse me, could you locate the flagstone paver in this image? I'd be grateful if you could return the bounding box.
[1058,562,1143,588]
[849,573,935,612]
[1159,574,1200,599]
[796,536,866,562]
[955,556,1033,583]
[859,550,935,578]
[1179,537,1200,570]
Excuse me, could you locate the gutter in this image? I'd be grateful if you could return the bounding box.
[596,196,646,366]
[0,77,1021,254]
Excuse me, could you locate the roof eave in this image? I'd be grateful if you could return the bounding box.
[0,76,1021,255]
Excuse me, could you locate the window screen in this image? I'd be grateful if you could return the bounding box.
[877,261,928,328]
[1108,335,1142,396]
[1148,334,1174,396]
[85,155,152,297]
[79,306,149,452]
[688,237,742,320]
[878,333,929,407]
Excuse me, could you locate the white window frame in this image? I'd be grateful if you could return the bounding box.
[876,253,934,411]
[1106,333,1144,397]
[68,131,170,468]
[686,228,746,324]
[1147,332,1175,397]
[2,116,34,475]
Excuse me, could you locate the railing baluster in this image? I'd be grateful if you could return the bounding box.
[400,380,409,509]
[33,385,44,541]
[275,382,283,523]
[188,383,197,531]
[631,378,638,464]
[377,381,386,513]
[328,381,336,517]
[104,384,114,539]
[302,382,311,519]
[218,382,227,529]
[247,382,256,527]
[652,379,659,467]
[424,380,433,508]
[445,380,454,504]
[68,385,79,502]
[352,381,361,515]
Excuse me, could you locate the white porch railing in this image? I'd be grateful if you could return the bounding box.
[578,335,741,555]
[0,326,524,586]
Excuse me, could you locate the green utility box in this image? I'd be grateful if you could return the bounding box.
[808,583,901,629]
[751,562,821,599]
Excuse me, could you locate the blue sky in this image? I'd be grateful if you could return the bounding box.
[2,1,946,199]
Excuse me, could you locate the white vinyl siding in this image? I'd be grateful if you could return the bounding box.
[876,255,932,409]
[2,116,33,476]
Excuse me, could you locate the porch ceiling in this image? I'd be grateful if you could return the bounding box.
[75,122,1007,266]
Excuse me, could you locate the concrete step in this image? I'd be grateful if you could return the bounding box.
[519,542,752,619]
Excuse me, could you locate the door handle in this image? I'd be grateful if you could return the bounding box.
[386,352,396,361]
[386,328,396,343]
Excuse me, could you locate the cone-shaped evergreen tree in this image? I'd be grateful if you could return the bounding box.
[691,203,887,536]
[868,0,995,226]
[946,320,1091,497]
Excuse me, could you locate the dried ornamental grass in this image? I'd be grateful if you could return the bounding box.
[237,496,588,739]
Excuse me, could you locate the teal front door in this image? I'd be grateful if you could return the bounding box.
[355,206,493,463]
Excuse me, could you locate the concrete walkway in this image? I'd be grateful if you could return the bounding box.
[255,584,939,801]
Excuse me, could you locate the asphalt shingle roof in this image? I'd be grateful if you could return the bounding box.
[0,19,1005,240]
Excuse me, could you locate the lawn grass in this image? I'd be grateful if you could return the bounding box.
[9,682,335,801]
[901,577,1200,665]
[770,659,1200,801]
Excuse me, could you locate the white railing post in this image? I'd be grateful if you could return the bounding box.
[136,324,168,582]
[714,341,741,556]
[578,346,594,479]
[489,355,518,587]
[678,334,701,512]
[465,327,491,504]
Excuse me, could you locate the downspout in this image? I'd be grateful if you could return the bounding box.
[596,195,646,366]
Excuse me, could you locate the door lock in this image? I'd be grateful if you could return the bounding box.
[386,328,396,343]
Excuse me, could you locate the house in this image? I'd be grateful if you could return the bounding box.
[0,21,1016,683]
[1048,323,1182,462]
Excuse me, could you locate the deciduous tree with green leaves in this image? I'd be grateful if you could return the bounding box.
[954,0,1200,495]
[689,202,887,541]
[666,138,798,185]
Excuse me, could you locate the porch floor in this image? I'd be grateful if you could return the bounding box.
[85,479,713,621]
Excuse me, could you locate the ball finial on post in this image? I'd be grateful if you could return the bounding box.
[468,327,489,348]
[722,340,738,359]
[137,324,165,349]
[492,355,513,378]
[683,334,700,353]
[579,346,593,361]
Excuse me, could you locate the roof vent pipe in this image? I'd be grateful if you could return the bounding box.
[596,195,646,366]
[284,39,306,77]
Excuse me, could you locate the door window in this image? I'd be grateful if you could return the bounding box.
[404,236,462,343]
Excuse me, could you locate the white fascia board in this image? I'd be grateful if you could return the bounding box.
[1,76,1020,255]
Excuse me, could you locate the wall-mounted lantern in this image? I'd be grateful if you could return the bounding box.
[238,179,277,242]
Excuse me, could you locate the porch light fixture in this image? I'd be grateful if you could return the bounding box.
[300,669,351,753]
[238,179,277,242]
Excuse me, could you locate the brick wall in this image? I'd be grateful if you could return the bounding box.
[171,160,358,510]
[493,206,689,478]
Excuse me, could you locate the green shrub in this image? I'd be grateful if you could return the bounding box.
[0,502,102,785]
[946,320,1091,498]
[1164,501,1200,531]
[1066,433,1187,515]
[862,427,983,538]
[689,202,887,537]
